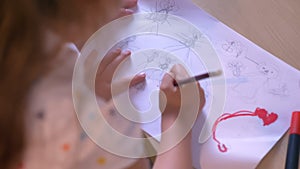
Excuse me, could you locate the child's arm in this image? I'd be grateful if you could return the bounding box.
[153,126,193,169]
[153,64,205,169]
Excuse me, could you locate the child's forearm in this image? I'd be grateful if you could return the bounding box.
[152,109,194,169]
[153,132,193,169]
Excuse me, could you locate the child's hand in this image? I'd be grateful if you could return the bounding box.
[95,48,145,101]
[159,64,205,132]
[122,0,138,9]
[114,0,138,19]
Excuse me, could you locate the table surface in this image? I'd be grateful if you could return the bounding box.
[192,0,300,168]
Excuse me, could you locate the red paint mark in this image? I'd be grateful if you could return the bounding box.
[212,107,278,153]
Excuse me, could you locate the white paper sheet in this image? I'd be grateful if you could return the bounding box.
[115,0,300,168]
[78,0,300,168]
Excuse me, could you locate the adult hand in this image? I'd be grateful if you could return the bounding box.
[95,48,145,101]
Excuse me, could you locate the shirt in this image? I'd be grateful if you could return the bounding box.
[22,32,150,169]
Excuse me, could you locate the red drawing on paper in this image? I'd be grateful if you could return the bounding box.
[212,107,278,152]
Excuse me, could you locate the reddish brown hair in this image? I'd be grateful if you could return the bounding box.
[0,0,122,168]
[0,0,50,168]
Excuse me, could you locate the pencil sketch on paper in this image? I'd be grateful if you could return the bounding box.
[220,40,290,99]
[155,0,179,14]
[222,40,247,58]
[268,83,288,97]
[138,50,177,71]
[226,52,288,101]
[245,57,288,97]
[249,60,279,81]
[141,0,180,34]
[113,36,139,51]
[164,28,205,64]
[131,51,178,93]
[212,107,278,153]
[226,60,245,77]
[230,62,280,101]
